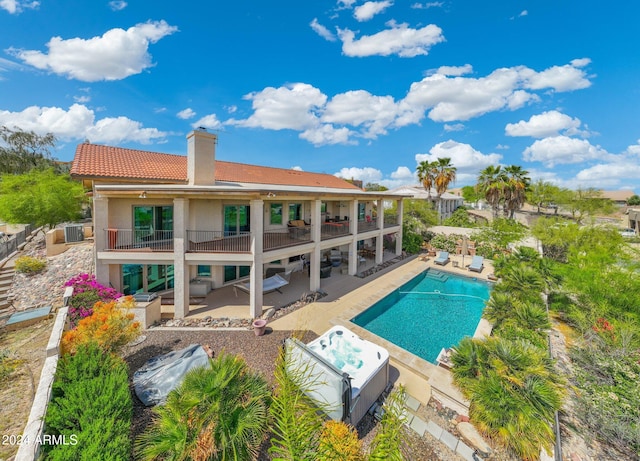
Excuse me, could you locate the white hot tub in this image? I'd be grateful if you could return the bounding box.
[286,326,389,425]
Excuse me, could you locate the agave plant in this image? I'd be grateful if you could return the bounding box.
[136,352,271,461]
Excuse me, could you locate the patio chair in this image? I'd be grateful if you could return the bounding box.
[434,251,450,266]
[468,255,484,273]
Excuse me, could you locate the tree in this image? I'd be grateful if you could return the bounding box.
[461,185,482,208]
[0,126,59,174]
[563,187,615,224]
[476,165,506,219]
[502,165,530,219]
[433,157,457,220]
[0,169,86,229]
[364,183,388,191]
[627,194,640,206]
[416,160,436,199]
[527,180,561,213]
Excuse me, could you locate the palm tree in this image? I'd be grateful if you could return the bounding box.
[433,157,457,221]
[136,352,271,461]
[503,165,530,219]
[416,160,436,199]
[476,165,506,219]
[451,337,565,461]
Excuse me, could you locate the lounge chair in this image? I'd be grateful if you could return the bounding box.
[468,255,484,273]
[233,272,291,297]
[434,251,450,266]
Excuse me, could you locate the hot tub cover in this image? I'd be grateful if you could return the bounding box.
[133,344,210,406]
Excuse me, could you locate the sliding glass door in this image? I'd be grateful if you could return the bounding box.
[224,205,250,236]
[122,263,174,295]
[134,205,173,242]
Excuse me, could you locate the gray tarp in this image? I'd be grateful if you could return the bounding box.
[133,344,210,406]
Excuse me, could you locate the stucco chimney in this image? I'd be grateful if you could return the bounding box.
[187,128,217,186]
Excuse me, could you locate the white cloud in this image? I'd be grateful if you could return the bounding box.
[291,166,303,171]
[73,95,91,103]
[233,83,327,131]
[0,103,166,143]
[177,108,196,120]
[335,166,383,184]
[310,18,336,42]
[337,0,357,8]
[436,64,473,76]
[505,110,583,138]
[444,123,464,132]
[300,124,354,146]
[322,90,398,138]
[230,60,594,146]
[415,140,502,175]
[192,114,222,129]
[520,62,591,92]
[519,10,528,17]
[625,139,640,156]
[522,136,609,167]
[10,20,178,82]
[338,22,445,57]
[108,1,127,11]
[411,2,443,9]
[0,0,38,14]
[353,1,393,22]
[403,60,590,122]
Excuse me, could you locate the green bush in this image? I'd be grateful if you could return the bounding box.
[0,349,23,383]
[14,255,46,274]
[43,343,132,461]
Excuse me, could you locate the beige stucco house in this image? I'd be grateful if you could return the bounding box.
[70,129,406,319]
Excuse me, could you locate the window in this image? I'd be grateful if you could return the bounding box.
[197,265,211,277]
[224,205,250,235]
[358,203,366,220]
[270,203,283,225]
[224,265,250,283]
[289,203,302,221]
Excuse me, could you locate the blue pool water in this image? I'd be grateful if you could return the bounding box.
[351,269,491,363]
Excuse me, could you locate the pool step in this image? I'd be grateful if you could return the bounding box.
[424,271,449,283]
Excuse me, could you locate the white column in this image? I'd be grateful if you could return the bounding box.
[396,199,404,255]
[375,198,384,265]
[173,198,189,319]
[250,200,264,318]
[348,200,359,275]
[309,199,322,291]
[93,196,109,285]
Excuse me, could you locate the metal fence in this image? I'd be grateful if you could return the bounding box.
[0,224,34,261]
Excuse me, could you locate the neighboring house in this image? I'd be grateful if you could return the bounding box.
[388,185,464,221]
[600,190,636,207]
[70,129,406,319]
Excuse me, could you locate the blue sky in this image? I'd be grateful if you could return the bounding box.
[1,1,639,193]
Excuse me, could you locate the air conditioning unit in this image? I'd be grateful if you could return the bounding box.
[64,224,85,243]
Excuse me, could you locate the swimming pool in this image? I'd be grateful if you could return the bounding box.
[351,268,491,363]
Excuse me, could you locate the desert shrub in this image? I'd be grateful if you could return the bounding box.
[64,273,122,325]
[14,255,46,274]
[61,297,140,355]
[0,349,23,383]
[43,342,132,461]
[318,420,364,461]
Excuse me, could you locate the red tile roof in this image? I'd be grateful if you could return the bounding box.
[70,142,361,190]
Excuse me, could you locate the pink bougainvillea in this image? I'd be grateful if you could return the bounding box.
[64,273,122,326]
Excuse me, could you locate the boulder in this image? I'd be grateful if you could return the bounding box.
[457,422,492,457]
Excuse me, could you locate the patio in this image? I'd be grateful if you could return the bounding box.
[158,249,400,320]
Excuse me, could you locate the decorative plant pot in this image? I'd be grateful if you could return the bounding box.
[252,319,267,336]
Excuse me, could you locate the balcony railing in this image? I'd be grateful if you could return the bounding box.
[105,229,174,252]
[357,219,378,233]
[265,227,312,251]
[320,222,351,240]
[187,230,251,253]
[384,216,400,228]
